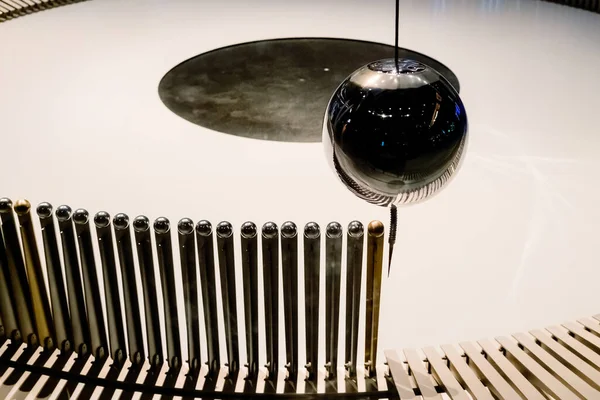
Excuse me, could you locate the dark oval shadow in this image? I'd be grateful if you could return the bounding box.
[158,38,460,143]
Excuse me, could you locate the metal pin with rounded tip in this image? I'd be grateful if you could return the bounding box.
[195,220,220,378]
[56,205,91,355]
[325,222,343,383]
[261,222,279,383]
[37,202,71,352]
[112,213,145,366]
[303,222,320,385]
[0,198,36,346]
[345,221,364,379]
[177,218,201,374]
[73,208,108,360]
[281,221,299,384]
[94,211,127,365]
[365,220,384,378]
[133,215,163,368]
[14,199,55,350]
[240,221,259,379]
[216,221,239,376]
[153,217,182,370]
[0,223,18,342]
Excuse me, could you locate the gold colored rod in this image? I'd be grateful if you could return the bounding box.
[365,220,384,378]
[14,199,54,349]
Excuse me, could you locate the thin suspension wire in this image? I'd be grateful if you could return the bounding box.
[395,0,400,72]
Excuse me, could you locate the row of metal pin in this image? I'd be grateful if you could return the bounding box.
[0,0,84,21]
[0,197,385,395]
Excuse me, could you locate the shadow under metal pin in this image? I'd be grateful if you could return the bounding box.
[261,222,279,392]
[177,218,201,375]
[0,203,19,343]
[56,205,90,356]
[56,205,92,398]
[195,220,220,381]
[73,209,108,361]
[112,213,144,367]
[37,203,71,353]
[240,222,259,384]
[0,198,36,346]
[73,208,110,400]
[281,221,298,391]
[133,215,163,400]
[154,217,182,399]
[216,221,240,386]
[365,221,384,382]
[303,222,320,390]
[93,211,128,400]
[154,217,182,371]
[325,222,342,391]
[113,213,145,400]
[345,221,364,384]
[14,199,54,350]
[94,212,127,366]
[133,215,163,370]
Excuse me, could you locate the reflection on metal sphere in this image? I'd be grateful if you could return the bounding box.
[323,58,468,206]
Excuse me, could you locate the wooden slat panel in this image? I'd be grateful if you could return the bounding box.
[513,332,600,399]
[496,336,578,400]
[459,342,520,399]
[422,347,470,400]
[547,325,600,370]
[385,349,419,399]
[404,349,442,400]
[478,339,544,400]
[441,344,493,400]
[531,329,600,390]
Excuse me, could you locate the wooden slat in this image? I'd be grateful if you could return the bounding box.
[578,318,600,337]
[478,339,544,400]
[563,321,600,352]
[547,325,600,370]
[496,336,578,400]
[441,344,492,400]
[384,349,418,399]
[404,349,442,400]
[422,347,470,400]
[531,329,600,390]
[513,332,600,399]
[459,342,520,399]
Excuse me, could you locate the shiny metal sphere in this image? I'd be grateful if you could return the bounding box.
[113,213,130,230]
[72,209,89,225]
[241,222,257,239]
[13,199,31,216]
[55,205,72,222]
[178,218,194,235]
[133,216,150,232]
[347,220,364,238]
[36,202,53,219]
[196,220,212,236]
[262,222,278,239]
[94,212,111,228]
[281,221,297,239]
[154,217,171,234]
[326,221,343,238]
[216,221,233,238]
[323,58,468,206]
[0,198,13,214]
[304,222,320,239]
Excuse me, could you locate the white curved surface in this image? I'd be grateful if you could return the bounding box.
[1,0,599,371]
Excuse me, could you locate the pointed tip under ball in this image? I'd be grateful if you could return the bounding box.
[388,204,398,277]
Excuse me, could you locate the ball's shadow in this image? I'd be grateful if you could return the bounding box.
[158,38,460,143]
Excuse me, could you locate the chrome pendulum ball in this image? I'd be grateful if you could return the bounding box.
[323,58,468,274]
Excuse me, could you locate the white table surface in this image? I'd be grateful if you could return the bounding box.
[1,0,599,371]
